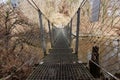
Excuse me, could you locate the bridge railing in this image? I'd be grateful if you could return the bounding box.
[90,59,119,80]
[99,38,120,79]
[27,0,63,55]
[27,0,87,56]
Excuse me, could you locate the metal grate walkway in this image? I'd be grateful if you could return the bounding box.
[27,28,95,80]
[27,63,95,80]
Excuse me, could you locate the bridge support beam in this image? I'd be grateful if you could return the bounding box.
[75,8,80,57]
[38,10,47,56]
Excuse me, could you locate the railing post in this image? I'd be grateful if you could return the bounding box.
[38,10,47,56]
[70,19,72,47]
[51,24,55,47]
[75,8,80,57]
[48,20,53,48]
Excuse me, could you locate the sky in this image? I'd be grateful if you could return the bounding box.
[0,0,19,4]
[0,0,8,3]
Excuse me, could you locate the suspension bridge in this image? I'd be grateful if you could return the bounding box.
[1,0,119,80]
[23,0,95,79]
[27,28,95,80]
[23,0,120,80]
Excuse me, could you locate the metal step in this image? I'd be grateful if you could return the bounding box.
[49,48,73,53]
[53,29,70,49]
[27,63,95,80]
[27,28,95,80]
[43,52,77,64]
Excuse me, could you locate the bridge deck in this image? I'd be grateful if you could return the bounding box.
[27,63,94,80]
[27,29,95,80]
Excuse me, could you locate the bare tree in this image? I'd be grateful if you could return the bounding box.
[0,4,42,80]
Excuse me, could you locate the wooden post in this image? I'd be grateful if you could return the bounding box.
[90,46,100,78]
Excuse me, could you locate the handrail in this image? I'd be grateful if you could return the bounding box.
[90,60,120,80]
[26,0,88,53]
[70,0,87,22]
[27,0,53,25]
[27,0,87,27]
